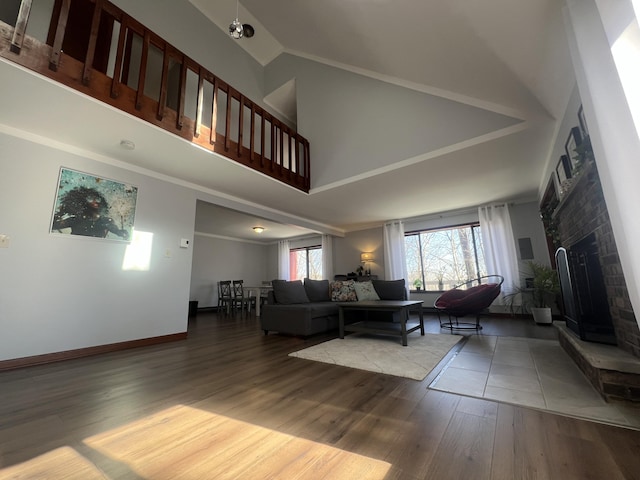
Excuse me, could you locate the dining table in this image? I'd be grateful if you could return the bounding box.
[243,284,273,316]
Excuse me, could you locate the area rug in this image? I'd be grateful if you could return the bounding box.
[289,333,464,381]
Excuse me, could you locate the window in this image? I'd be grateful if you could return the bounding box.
[405,224,487,291]
[290,246,322,281]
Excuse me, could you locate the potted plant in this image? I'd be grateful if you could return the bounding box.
[413,278,423,291]
[506,261,560,324]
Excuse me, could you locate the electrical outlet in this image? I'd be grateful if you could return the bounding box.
[0,234,9,248]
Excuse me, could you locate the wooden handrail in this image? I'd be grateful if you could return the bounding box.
[0,0,310,193]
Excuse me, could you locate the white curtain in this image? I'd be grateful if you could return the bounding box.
[321,234,334,281]
[278,240,290,280]
[478,204,519,300]
[383,220,409,296]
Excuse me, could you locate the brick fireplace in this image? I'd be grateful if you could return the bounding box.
[547,159,640,401]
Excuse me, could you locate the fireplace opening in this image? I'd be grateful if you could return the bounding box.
[555,233,617,345]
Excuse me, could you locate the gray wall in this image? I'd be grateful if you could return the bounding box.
[333,227,384,278]
[110,0,265,108]
[0,133,196,361]
[264,54,522,189]
[190,234,269,308]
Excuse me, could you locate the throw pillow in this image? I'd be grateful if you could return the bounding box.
[304,278,331,302]
[330,280,357,302]
[372,279,407,300]
[353,281,380,301]
[271,279,310,304]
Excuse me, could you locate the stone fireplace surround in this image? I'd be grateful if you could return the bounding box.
[551,159,640,402]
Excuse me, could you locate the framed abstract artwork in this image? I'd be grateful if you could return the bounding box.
[556,154,572,184]
[564,127,583,171]
[578,104,589,138]
[50,167,138,241]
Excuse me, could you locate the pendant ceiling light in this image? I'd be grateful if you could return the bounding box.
[229,0,244,39]
[229,0,254,39]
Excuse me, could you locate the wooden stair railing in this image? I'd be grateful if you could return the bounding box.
[0,0,310,193]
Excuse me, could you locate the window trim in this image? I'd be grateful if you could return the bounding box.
[289,245,322,280]
[405,222,485,292]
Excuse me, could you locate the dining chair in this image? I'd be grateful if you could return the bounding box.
[218,280,234,315]
[232,280,256,315]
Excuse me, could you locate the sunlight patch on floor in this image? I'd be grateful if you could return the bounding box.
[83,404,392,479]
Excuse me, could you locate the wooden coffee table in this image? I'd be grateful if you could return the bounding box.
[337,300,424,346]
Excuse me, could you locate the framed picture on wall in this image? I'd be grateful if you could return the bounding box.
[50,167,138,241]
[578,104,589,138]
[556,154,572,184]
[564,126,583,170]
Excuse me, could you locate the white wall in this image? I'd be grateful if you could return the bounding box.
[0,132,196,361]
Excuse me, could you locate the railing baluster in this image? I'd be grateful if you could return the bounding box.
[260,112,265,167]
[156,47,170,120]
[10,0,32,54]
[288,132,293,177]
[305,141,311,190]
[195,68,204,138]
[238,95,244,157]
[135,30,150,110]
[210,77,218,144]
[110,17,126,98]
[271,119,275,171]
[224,87,232,151]
[279,125,284,176]
[49,0,70,71]
[176,57,187,129]
[295,136,300,177]
[82,0,103,85]
[121,27,134,85]
[249,104,255,163]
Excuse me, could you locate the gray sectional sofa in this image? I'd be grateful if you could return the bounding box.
[260,278,407,337]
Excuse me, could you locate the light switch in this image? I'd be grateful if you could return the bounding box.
[0,234,9,248]
[180,238,189,248]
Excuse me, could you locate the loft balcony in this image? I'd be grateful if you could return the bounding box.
[0,0,310,193]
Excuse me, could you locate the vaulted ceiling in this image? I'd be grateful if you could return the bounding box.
[190,0,576,236]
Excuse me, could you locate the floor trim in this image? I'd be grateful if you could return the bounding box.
[0,332,187,371]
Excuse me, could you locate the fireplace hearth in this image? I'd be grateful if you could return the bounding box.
[556,234,617,345]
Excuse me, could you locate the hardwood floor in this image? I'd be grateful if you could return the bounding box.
[1,312,639,479]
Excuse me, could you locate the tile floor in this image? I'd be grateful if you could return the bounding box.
[429,335,640,429]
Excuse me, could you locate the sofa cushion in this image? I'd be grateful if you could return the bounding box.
[304,278,331,302]
[354,281,380,301]
[272,280,310,304]
[330,280,357,301]
[372,279,406,300]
